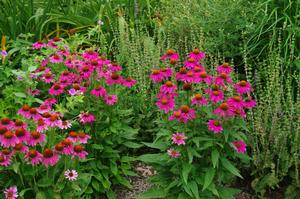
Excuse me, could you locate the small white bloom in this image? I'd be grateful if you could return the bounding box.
[64,169,78,181]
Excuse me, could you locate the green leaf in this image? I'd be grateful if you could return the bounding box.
[137,188,167,199]
[202,168,215,191]
[182,164,193,185]
[137,153,168,163]
[92,179,100,192]
[219,187,240,199]
[14,92,26,98]
[19,188,33,197]
[123,141,143,148]
[36,191,46,199]
[37,177,54,187]
[211,149,219,168]
[106,190,116,199]
[12,162,20,173]
[110,161,118,175]
[220,157,243,178]
[189,181,200,199]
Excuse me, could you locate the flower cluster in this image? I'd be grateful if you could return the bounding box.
[151,49,256,156]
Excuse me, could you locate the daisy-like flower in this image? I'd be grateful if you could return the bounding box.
[209,90,224,103]
[150,69,164,83]
[32,40,46,49]
[179,105,196,123]
[42,148,60,167]
[54,143,65,154]
[196,71,213,84]
[0,126,8,137]
[48,83,64,96]
[3,186,18,199]
[169,111,182,122]
[28,108,41,120]
[17,104,30,118]
[234,80,253,95]
[232,140,247,153]
[172,133,187,145]
[122,77,137,88]
[188,48,205,62]
[45,114,61,127]
[37,104,51,114]
[156,95,175,113]
[44,98,57,106]
[91,86,107,98]
[0,118,14,129]
[82,49,98,59]
[233,108,247,118]
[243,97,256,109]
[27,131,46,146]
[213,103,234,118]
[207,120,223,133]
[214,72,233,86]
[35,118,48,132]
[2,148,12,157]
[79,65,94,79]
[160,68,173,79]
[68,131,78,143]
[15,127,30,144]
[216,63,233,74]
[183,58,198,69]
[104,95,118,105]
[58,120,72,130]
[176,68,188,82]
[61,139,73,155]
[49,54,63,63]
[108,63,122,72]
[64,169,78,181]
[160,49,179,62]
[160,81,177,94]
[106,72,123,85]
[0,131,18,147]
[0,154,11,167]
[25,149,43,166]
[42,72,54,84]
[79,112,96,124]
[181,71,197,83]
[71,83,86,94]
[78,132,91,144]
[191,94,208,106]
[72,145,88,159]
[13,143,29,154]
[167,148,181,158]
[227,96,244,109]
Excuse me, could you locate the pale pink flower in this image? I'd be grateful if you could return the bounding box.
[167,148,181,158]
[64,169,78,181]
[171,133,187,145]
[232,140,247,153]
[3,186,18,199]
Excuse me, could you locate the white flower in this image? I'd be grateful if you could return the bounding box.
[64,169,78,181]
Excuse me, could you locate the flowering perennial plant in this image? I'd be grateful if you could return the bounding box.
[140,49,256,198]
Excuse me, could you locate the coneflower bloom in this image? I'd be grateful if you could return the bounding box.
[168,111,182,122]
[233,108,247,118]
[58,120,72,130]
[234,80,253,95]
[188,48,205,61]
[27,131,46,146]
[64,169,78,181]
[216,63,233,74]
[0,131,18,147]
[0,126,8,138]
[44,98,57,106]
[27,108,41,120]
[181,71,196,83]
[18,105,31,118]
[82,49,98,59]
[108,63,122,72]
[209,90,224,103]
[41,72,54,84]
[35,118,48,132]
[227,96,244,109]
[106,72,123,85]
[104,95,118,105]
[232,140,247,153]
[161,49,179,62]
[78,132,91,144]
[214,72,233,86]
[150,69,164,83]
[13,143,29,154]
[3,186,18,199]
[45,114,61,127]
[167,148,181,158]
[213,103,234,118]
[54,143,65,154]
[156,96,175,113]
[48,83,64,96]
[0,118,14,129]
[49,54,63,63]
[196,71,212,84]
[97,68,111,78]
[0,154,11,167]
[15,127,30,144]
[32,41,46,49]
[71,83,86,94]
[191,94,208,106]
[91,86,107,98]
[72,145,88,159]
[42,148,60,167]
[179,105,196,123]
[160,81,177,94]
[61,139,73,155]
[25,149,43,166]
[79,65,94,79]
[2,148,12,158]
[68,131,78,143]
[176,68,188,82]
[122,77,137,88]
[160,68,173,78]
[184,58,198,69]
[208,120,223,133]
[243,97,256,109]
[172,133,187,145]
[37,104,51,114]
[79,112,96,124]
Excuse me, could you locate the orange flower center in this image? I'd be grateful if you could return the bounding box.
[152,69,160,75]
[193,67,201,72]
[15,128,25,137]
[73,84,81,90]
[199,72,207,78]
[195,94,202,100]
[213,120,220,126]
[74,145,84,153]
[220,72,227,79]
[0,127,7,135]
[188,58,195,63]
[233,96,241,102]
[193,48,200,54]
[31,131,40,139]
[187,71,194,77]
[170,59,177,65]
[2,148,10,155]
[183,83,192,91]
[0,155,4,162]
[222,63,229,67]
[43,149,54,158]
[239,80,247,86]
[62,139,72,146]
[166,49,174,55]
[55,143,64,151]
[53,84,61,90]
[165,81,173,87]
[14,120,23,126]
[212,91,219,96]
[161,98,168,105]
[29,150,37,158]
[69,131,78,138]
[220,103,229,111]
[111,72,120,80]
[43,112,51,118]
[22,105,30,111]
[82,66,89,72]
[180,105,190,113]
[79,132,86,138]
[174,111,181,118]
[1,118,10,125]
[14,143,23,150]
[160,68,167,72]
[4,131,13,139]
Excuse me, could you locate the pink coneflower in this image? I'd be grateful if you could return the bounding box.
[59,71,73,82]
[49,54,63,63]
[42,148,60,167]
[234,80,253,95]
[72,145,88,159]
[106,72,123,85]
[233,108,247,118]
[35,118,48,132]
[184,58,198,69]
[214,72,233,86]
[98,56,111,67]
[172,133,187,145]
[104,95,118,105]
[3,186,18,199]
[42,72,54,84]
[0,126,8,138]
[27,88,40,96]
[213,103,234,118]
[191,94,208,106]
[68,131,78,143]
[227,96,244,109]
[79,65,94,79]
[78,132,91,144]
[15,127,29,144]
[181,71,196,83]
[32,40,46,49]
[150,69,164,83]
[27,108,41,120]
[13,120,27,129]
[160,81,177,94]
[167,148,181,158]
[160,68,173,78]
[2,148,12,157]
[54,143,65,154]
[0,118,14,129]
[208,120,223,133]
[160,49,179,62]
[45,114,61,127]
[243,97,256,109]
[37,104,51,114]
[64,169,78,181]
[13,143,29,154]
[192,66,205,74]
[169,111,183,122]
[0,154,11,167]
[27,131,46,146]
[209,90,224,103]
[48,83,64,96]
[44,98,57,106]
[91,86,107,98]
[0,131,18,147]
[79,112,96,124]
[196,71,212,84]
[122,77,137,88]
[82,49,98,59]
[188,49,205,61]
[216,63,233,74]
[58,120,72,130]
[108,63,122,72]
[41,59,49,67]
[176,68,188,81]
[156,96,175,113]
[97,68,111,78]
[179,105,196,123]
[25,149,43,166]
[232,140,247,153]
[62,139,73,155]
[72,83,86,94]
